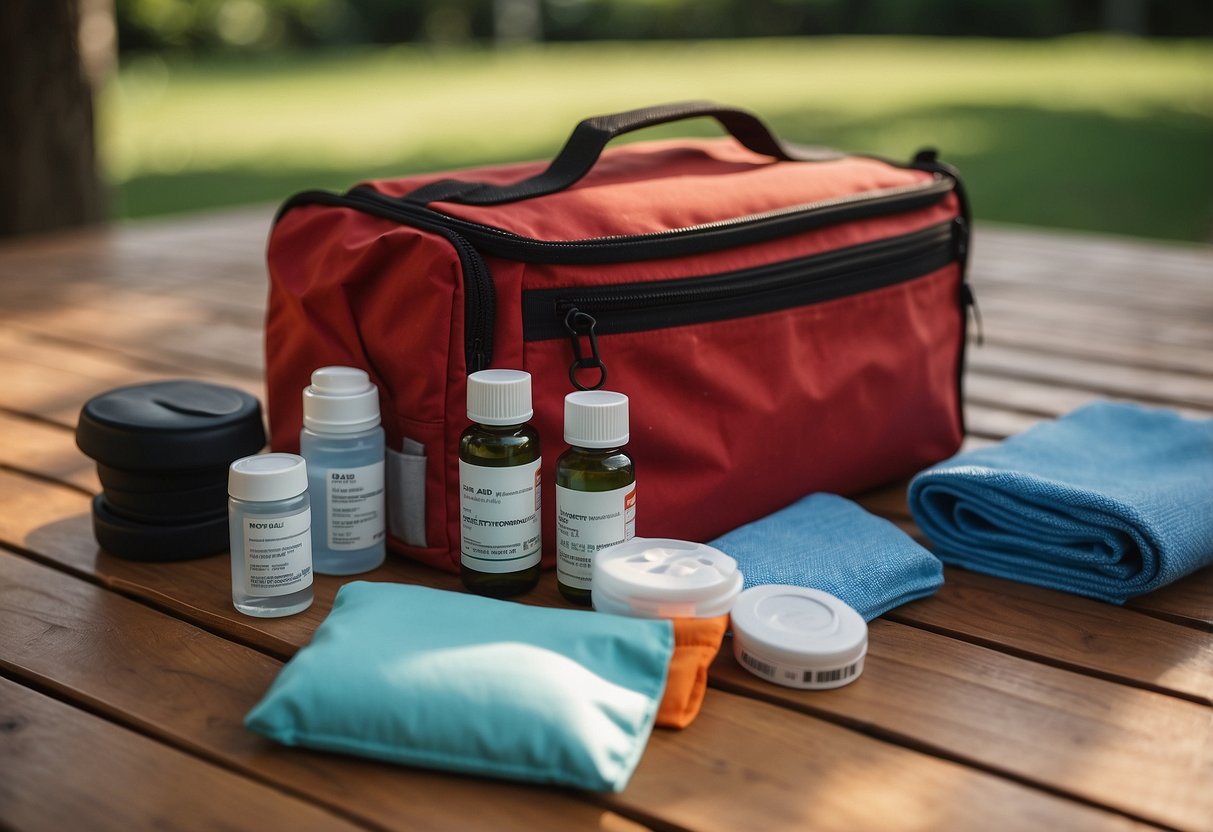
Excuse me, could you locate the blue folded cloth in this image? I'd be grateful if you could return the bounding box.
[908,402,1213,604]
[710,492,944,620]
[246,582,673,792]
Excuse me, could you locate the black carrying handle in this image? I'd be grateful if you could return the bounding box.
[405,101,839,206]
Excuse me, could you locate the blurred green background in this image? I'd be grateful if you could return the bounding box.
[100,0,1213,241]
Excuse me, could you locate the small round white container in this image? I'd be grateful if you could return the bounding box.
[592,538,742,619]
[730,585,867,690]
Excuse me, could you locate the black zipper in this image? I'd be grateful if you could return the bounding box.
[522,221,960,343]
[275,169,963,376]
[341,176,954,266]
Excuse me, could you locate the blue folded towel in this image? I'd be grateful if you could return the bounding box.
[908,402,1213,604]
[246,583,673,792]
[710,492,944,620]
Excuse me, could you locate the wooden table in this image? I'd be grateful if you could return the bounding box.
[1,208,1210,832]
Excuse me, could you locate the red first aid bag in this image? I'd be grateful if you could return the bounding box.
[265,102,973,573]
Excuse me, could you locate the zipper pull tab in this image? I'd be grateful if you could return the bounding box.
[563,307,608,391]
[962,282,984,346]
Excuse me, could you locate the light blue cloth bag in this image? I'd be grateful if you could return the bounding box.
[245,582,673,792]
[710,492,944,620]
[908,402,1213,603]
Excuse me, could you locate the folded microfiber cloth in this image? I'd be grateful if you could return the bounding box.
[710,492,943,620]
[908,401,1213,604]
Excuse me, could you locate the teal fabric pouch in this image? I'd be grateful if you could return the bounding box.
[245,582,674,792]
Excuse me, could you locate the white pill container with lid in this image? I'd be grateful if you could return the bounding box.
[592,537,742,619]
[730,585,867,690]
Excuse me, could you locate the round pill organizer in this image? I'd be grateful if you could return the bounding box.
[76,380,266,561]
[730,585,868,690]
[592,538,743,619]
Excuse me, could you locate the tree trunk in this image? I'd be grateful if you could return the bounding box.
[0,0,106,238]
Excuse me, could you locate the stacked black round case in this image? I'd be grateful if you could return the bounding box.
[76,380,267,561]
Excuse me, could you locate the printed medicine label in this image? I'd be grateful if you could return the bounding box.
[556,483,636,590]
[459,459,542,573]
[243,508,313,597]
[326,461,386,550]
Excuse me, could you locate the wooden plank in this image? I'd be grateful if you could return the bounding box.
[0,551,1150,832]
[0,462,462,659]
[1127,566,1213,630]
[626,688,1152,832]
[888,569,1213,705]
[0,210,267,378]
[5,395,1211,687]
[966,374,1212,423]
[1,443,1208,828]
[0,205,272,295]
[0,677,370,832]
[0,410,98,493]
[971,276,1213,326]
[963,401,1053,439]
[0,410,570,658]
[970,226,1213,291]
[0,326,262,427]
[3,302,263,378]
[3,213,1211,829]
[974,317,1213,379]
[0,551,637,832]
[968,344,1213,409]
[709,622,1213,832]
[973,293,1213,351]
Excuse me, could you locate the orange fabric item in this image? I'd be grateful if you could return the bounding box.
[656,614,731,729]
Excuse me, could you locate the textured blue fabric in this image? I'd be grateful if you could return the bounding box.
[245,582,673,792]
[709,492,944,620]
[908,402,1213,604]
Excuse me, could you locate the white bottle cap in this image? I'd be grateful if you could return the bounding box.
[730,585,867,690]
[564,390,629,449]
[592,538,743,619]
[228,453,308,503]
[302,366,381,433]
[467,369,533,425]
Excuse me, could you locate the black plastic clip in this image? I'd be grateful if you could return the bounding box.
[563,307,607,391]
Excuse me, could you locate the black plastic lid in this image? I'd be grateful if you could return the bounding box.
[92,494,229,561]
[95,462,229,494]
[102,481,229,524]
[76,381,266,471]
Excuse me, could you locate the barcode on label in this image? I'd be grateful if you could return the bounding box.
[805,663,859,684]
[740,650,777,678]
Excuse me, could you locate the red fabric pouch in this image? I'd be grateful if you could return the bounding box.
[265,102,973,572]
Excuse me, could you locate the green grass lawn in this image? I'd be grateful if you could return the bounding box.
[99,36,1213,241]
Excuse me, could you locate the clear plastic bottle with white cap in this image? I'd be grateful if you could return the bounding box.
[299,366,386,575]
[459,369,541,597]
[228,453,314,617]
[556,390,636,605]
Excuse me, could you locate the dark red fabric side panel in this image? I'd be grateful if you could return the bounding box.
[265,204,466,571]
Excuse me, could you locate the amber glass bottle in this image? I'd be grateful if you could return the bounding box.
[459,370,541,597]
[556,391,636,605]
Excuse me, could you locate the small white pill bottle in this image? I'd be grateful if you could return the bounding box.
[731,585,867,690]
[228,453,314,618]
